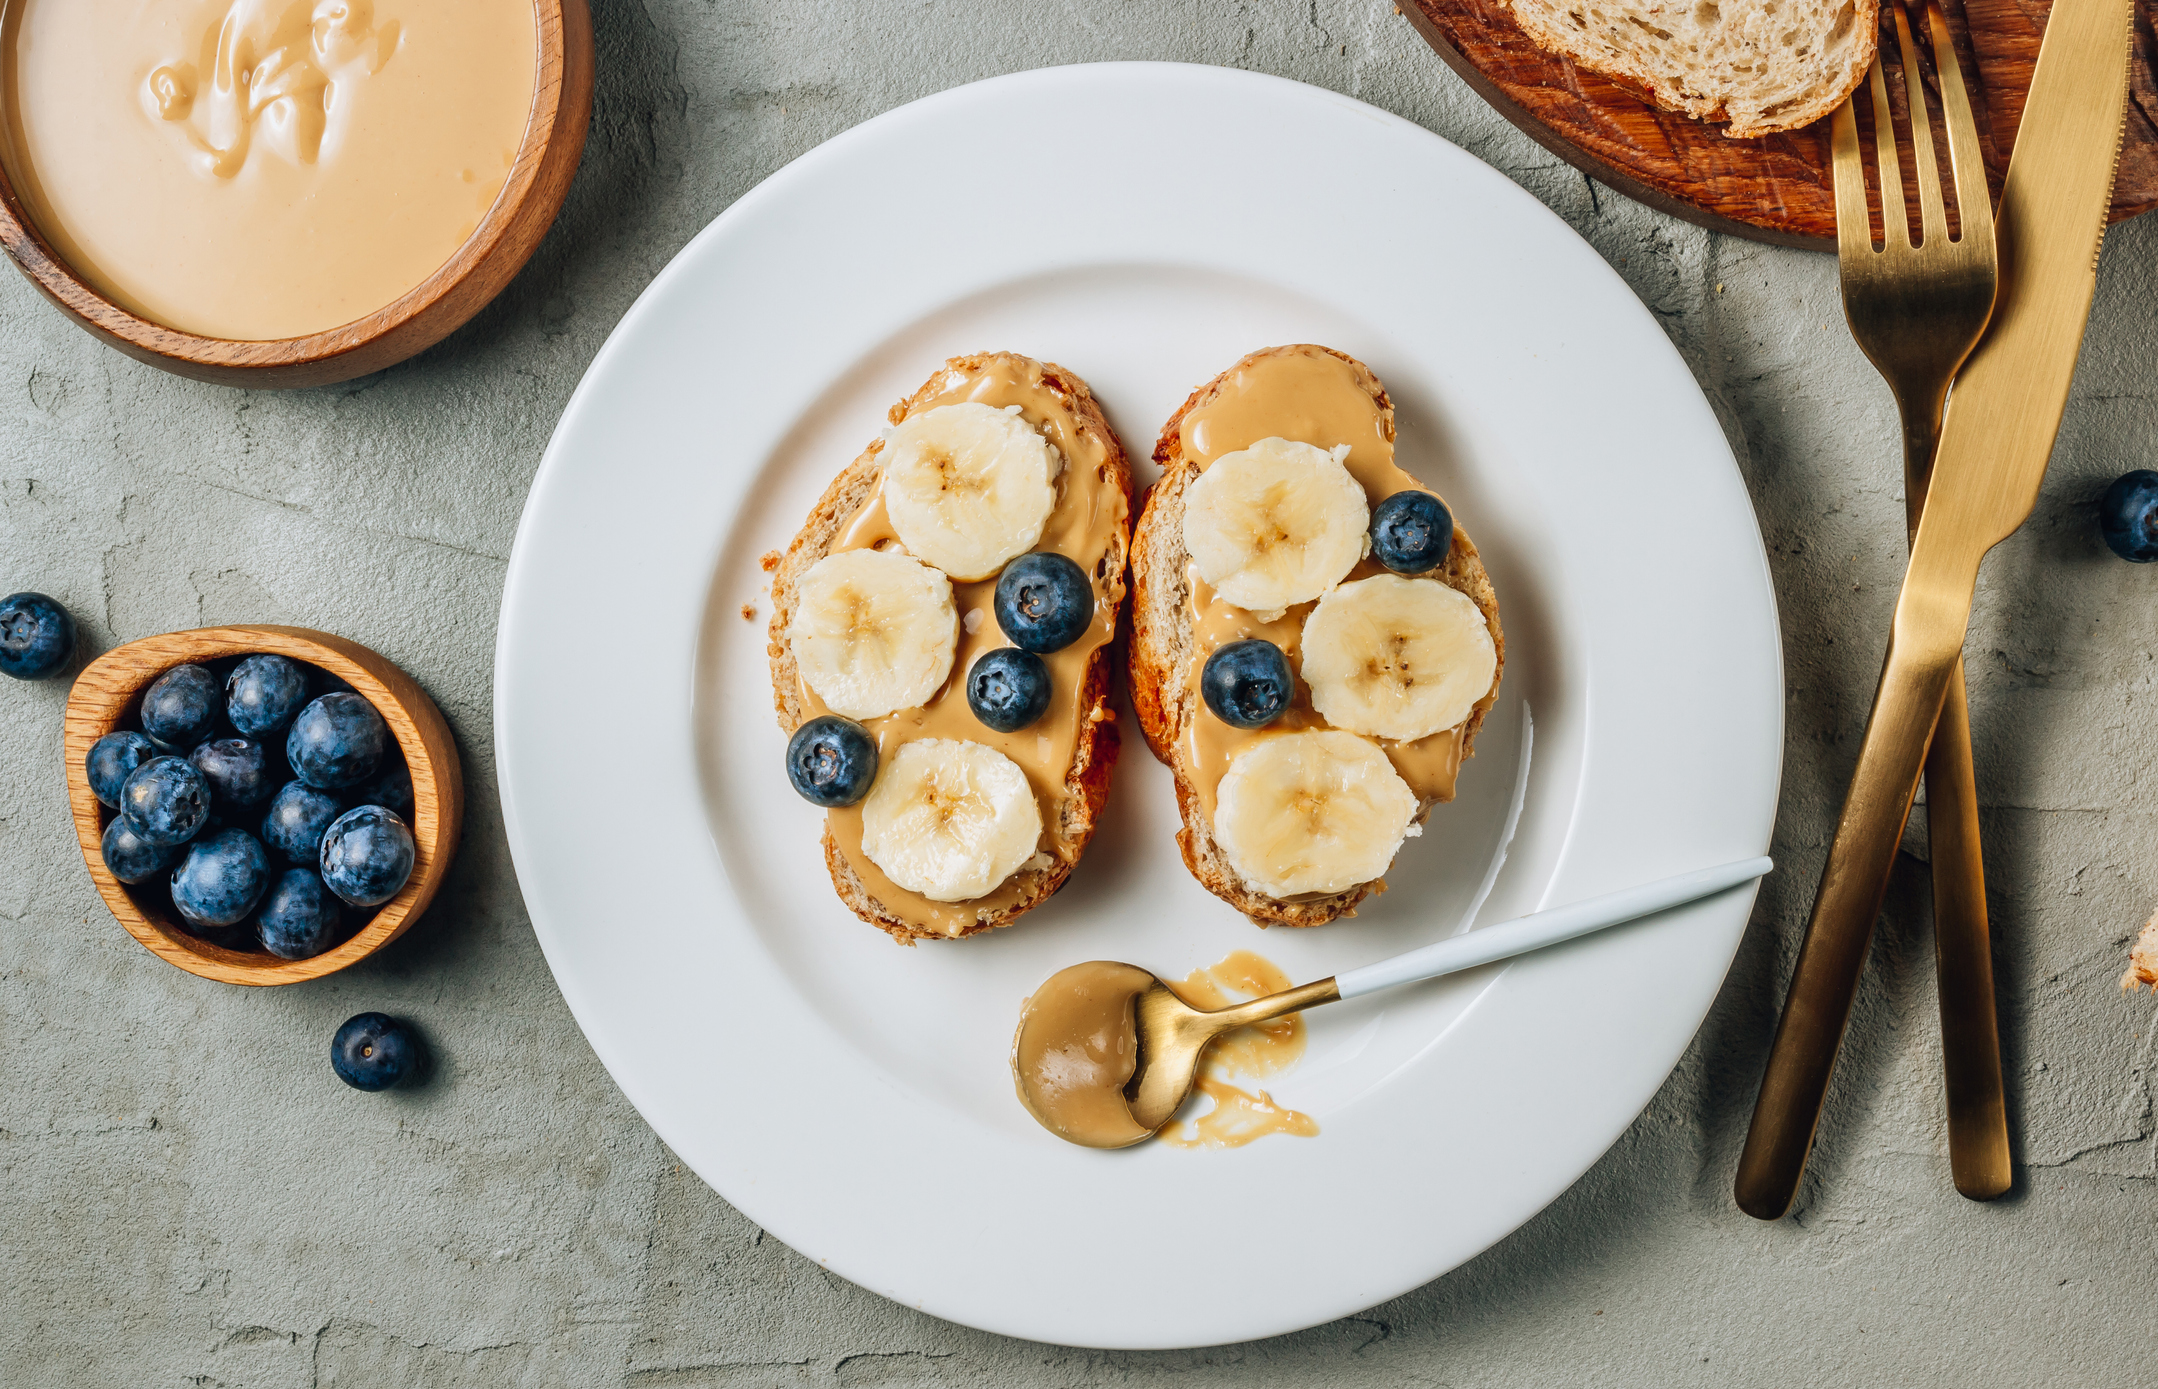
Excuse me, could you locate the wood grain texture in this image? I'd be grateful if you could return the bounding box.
[0,0,593,388]
[64,628,465,987]
[1401,0,2158,249]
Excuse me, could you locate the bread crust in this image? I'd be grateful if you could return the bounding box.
[1497,0,1879,138]
[1128,344,1503,927]
[766,353,1132,945]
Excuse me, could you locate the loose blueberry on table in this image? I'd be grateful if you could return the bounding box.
[994,552,1093,654]
[140,663,224,750]
[190,738,274,807]
[785,714,877,807]
[118,755,211,847]
[261,780,346,863]
[318,805,416,907]
[255,867,345,960]
[1202,638,1294,729]
[967,647,1052,732]
[170,827,272,930]
[87,731,159,808]
[1369,490,1454,575]
[2100,470,2158,563]
[0,591,76,680]
[225,653,311,738]
[287,691,388,790]
[332,1012,421,1091]
[101,816,178,885]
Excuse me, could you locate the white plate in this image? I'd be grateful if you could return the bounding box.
[497,63,1781,1350]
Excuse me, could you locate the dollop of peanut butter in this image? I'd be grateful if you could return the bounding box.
[1012,961,1156,1149]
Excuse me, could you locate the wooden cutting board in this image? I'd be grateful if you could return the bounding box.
[1401,0,2158,249]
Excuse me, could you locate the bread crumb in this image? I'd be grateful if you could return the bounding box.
[963,607,985,635]
[740,604,757,622]
[2122,908,2158,990]
[759,550,782,572]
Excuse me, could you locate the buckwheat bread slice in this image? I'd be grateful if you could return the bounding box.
[1501,0,1877,137]
[766,353,1132,946]
[1128,345,1502,928]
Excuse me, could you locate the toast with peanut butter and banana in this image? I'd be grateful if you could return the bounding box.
[1128,344,1503,926]
[767,353,1132,945]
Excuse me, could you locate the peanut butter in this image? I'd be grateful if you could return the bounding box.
[1011,950,1319,1150]
[1154,949,1318,1149]
[1178,347,1490,823]
[1011,960,1155,1148]
[0,0,537,341]
[798,357,1128,938]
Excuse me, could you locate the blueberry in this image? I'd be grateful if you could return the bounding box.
[331,1012,421,1091]
[785,715,877,808]
[225,654,310,738]
[993,552,1094,654]
[260,780,345,862]
[2101,470,2158,562]
[170,827,271,929]
[190,738,274,807]
[254,868,345,959]
[119,755,210,847]
[319,805,415,907]
[141,664,223,749]
[286,692,387,790]
[351,762,413,819]
[966,647,1052,732]
[1201,639,1294,729]
[101,816,179,884]
[87,731,158,808]
[0,592,75,680]
[1369,490,1454,574]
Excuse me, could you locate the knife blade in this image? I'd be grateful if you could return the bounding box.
[1734,0,2136,1221]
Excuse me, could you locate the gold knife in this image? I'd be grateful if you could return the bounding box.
[1734,0,2135,1221]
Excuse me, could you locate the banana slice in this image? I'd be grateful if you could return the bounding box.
[1181,437,1369,616]
[883,402,1062,581]
[859,738,1044,901]
[1214,730,1418,898]
[1301,573,1497,741]
[789,549,958,720]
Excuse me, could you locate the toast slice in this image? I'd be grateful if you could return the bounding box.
[1499,0,1877,137]
[1129,345,1503,927]
[767,353,1132,945]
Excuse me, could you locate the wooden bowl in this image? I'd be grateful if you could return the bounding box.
[0,0,592,389]
[64,627,465,986]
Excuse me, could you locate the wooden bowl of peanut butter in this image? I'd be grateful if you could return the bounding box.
[0,0,592,388]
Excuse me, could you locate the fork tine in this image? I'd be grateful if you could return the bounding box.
[1892,2,1948,245]
[1831,98,1874,260]
[1867,57,1908,248]
[1927,0,1995,245]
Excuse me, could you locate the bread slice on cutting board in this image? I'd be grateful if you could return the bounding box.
[1499,0,1879,137]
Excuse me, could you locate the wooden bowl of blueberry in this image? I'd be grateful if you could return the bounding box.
[63,627,463,985]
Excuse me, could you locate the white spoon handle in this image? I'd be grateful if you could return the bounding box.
[1333,856,1774,1002]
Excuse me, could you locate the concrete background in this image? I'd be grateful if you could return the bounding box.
[3,1,2155,1383]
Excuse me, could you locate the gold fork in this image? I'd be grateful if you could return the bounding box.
[1830,6,2009,1199]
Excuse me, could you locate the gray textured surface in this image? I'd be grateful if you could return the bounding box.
[3,1,2156,1383]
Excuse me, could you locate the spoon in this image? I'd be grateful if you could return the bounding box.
[1013,856,1773,1147]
